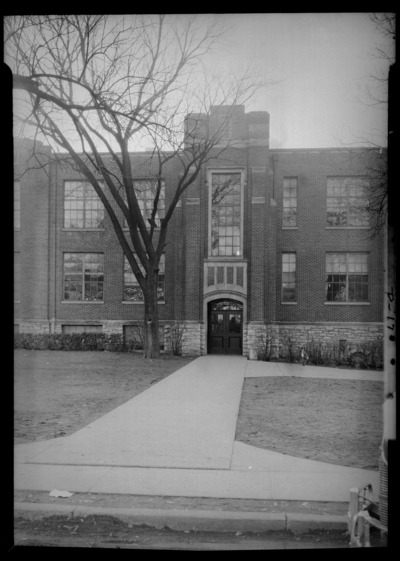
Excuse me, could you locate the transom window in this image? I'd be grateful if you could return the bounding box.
[63,253,104,301]
[64,181,104,229]
[210,300,243,311]
[326,253,369,302]
[14,181,20,229]
[124,180,165,228]
[283,178,297,227]
[123,254,165,302]
[327,177,369,227]
[211,173,242,257]
[282,253,296,302]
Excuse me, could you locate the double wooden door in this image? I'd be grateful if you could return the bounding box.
[208,300,243,355]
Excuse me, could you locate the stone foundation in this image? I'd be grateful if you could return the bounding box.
[19,321,51,334]
[17,319,384,360]
[245,321,383,360]
[180,321,203,356]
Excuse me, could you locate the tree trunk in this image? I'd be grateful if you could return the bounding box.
[143,270,161,358]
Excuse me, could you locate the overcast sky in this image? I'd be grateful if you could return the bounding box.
[204,13,393,149]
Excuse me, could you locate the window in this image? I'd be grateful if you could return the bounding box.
[282,178,297,227]
[64,181,104,228]
[14,252,20,302]
[326,253,369,302]
[124,180,165,228]
[327,177,369,226]
[282,253,296,302]
[14,181,20,229]
[211,173,242,256]
[62,325,102,334]
[123,254,165,301]
[63,253,104,301]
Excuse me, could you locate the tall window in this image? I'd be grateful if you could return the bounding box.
[327,177,369,226]
[282,253,296,302]
[63,253,104,301]
[14,181,20,229]
[124,180,165,228]
[14,252,20,302]
[64,181,104,228]
[211,173,241,256]
[326,253,369,302]
[123,254,165,301]
[282,178,297,227]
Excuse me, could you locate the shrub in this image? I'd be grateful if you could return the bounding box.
[104,334,125,353]
[256,328,274,361]
[304,339,327,365]
[281,330,297,362]
[14,332,125,353]
[168,322,187,356]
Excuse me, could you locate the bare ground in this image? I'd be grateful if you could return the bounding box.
[235,376,383,470]
[14,350,194,444]
[14,350,383,470]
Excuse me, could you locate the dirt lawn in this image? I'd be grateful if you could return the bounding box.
[14,350,383,470]
[235,376,383,470]
[14,350,194,444]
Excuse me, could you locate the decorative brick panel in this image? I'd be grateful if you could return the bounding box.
[207,266,215,286]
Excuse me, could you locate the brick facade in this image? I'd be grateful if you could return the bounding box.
[14,106,384,355]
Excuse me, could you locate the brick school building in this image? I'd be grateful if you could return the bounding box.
[13,105,384,357]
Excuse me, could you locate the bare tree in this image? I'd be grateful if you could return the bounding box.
[6,15,266,357]
[352,13,395,238]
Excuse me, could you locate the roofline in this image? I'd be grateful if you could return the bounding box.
[269,146,386,153]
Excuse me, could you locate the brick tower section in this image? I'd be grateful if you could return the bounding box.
[182,172,201,320]
[16,140,52,333]
[247,112,270,323]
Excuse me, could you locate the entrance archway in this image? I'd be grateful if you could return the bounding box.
[208,299,243,355]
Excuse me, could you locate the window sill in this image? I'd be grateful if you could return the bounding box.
[281,302,297,305]
[282,227,298,230]
[122,301,165,304]
[62,300,104,304]
[324,302,370,305]
[325,227,370,230]
[62,228,105,232]
[205,256,246,261]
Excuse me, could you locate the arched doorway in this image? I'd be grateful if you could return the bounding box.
[208,299,243,355]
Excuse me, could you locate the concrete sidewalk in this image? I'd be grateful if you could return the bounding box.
[15,356,380,508]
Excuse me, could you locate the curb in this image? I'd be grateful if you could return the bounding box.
[14,503,348,534]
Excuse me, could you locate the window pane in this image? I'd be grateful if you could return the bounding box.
[123,254,165,301]
[211,173,241,256]
[327,177,369,227]
[64,181,104,228]
[283,178,297,227]
[326,252,368,302]
[64,254,103,301]
[282,253,296,301]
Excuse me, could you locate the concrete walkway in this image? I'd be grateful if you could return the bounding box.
[15,357,381,503]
